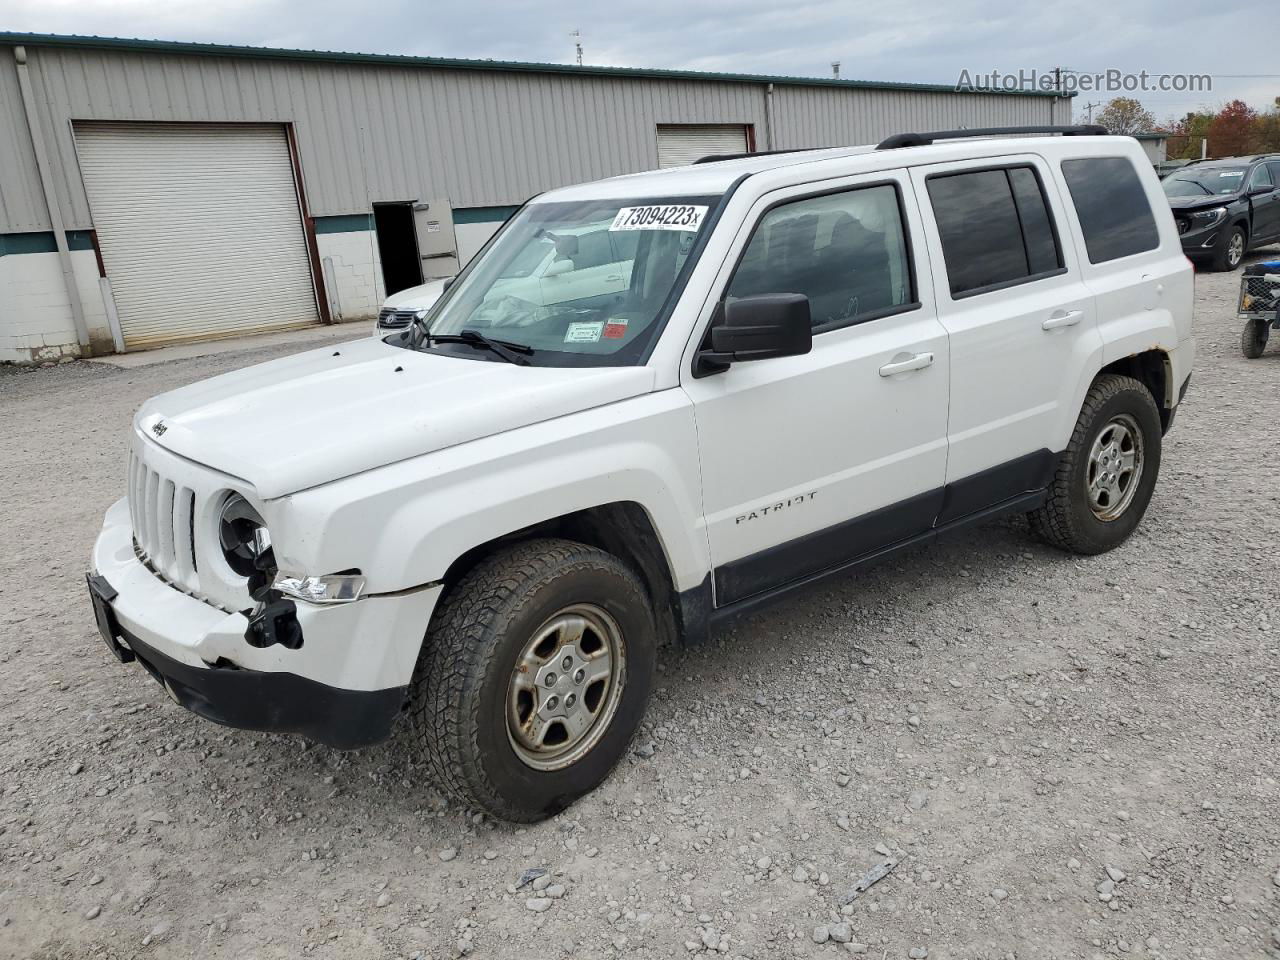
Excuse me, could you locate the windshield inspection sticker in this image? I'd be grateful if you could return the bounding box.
[603,318,629,339]
[564,321,604,343]
[610,204,708,232]
[1220,171,1244,178]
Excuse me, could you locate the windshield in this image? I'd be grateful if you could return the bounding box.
[1162,167,1247,197]
[404,195,721,366]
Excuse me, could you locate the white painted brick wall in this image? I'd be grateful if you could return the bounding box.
[0,249,112,363]
[317,231,383,321]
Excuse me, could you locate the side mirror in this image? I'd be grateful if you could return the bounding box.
[699,293,812,373]
[442,277,455,292]
[1249,184,1274,197]
[544,259,574,278]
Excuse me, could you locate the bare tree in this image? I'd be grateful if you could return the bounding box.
[1096,97,1157,135]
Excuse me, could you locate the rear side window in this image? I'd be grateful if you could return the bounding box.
[1060,157,1159,263]
[927,166,1064,296]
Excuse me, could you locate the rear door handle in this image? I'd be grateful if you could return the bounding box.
[878,351,934,377]
[1042,309,1083,331]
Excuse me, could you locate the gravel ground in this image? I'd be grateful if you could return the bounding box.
[2,262,1279,960]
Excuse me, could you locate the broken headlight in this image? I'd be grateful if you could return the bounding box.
[217,493,274,578]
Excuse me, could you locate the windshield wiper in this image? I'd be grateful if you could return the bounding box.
[428,329,533,365]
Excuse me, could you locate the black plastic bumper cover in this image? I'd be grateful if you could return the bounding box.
[91,577,405,750]
[127,629,404,749]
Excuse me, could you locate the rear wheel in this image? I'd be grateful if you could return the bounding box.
[409,538,655,821]
[1028,374,1163,555]
[1242,318,1270,358]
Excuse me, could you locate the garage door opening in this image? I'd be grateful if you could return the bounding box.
[656,124,753,168]
[373,202,423,296]
[74,122,321,350]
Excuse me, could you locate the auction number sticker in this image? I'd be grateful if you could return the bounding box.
[610,204,707,232]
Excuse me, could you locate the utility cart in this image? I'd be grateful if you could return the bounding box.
[1240,260,1280,358]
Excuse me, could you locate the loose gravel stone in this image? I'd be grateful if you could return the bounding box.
[525,898,552,913]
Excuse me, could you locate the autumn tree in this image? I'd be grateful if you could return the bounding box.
[1095,97,1156,135]
[1207,100,1259,157]
[1254,97,1280,152]
[1165,111,1214,160]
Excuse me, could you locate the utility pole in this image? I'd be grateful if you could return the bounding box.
[1083,100,1103,124]
[570,30,582,66]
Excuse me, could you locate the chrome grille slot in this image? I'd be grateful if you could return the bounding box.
[174,487,198,581]
[155,479,177,577]
[127,451,204,597]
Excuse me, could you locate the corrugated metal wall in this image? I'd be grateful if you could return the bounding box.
[0,42,1072,234]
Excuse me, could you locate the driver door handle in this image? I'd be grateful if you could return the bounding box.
[1042,309,1083,331]
[878,351,934,377]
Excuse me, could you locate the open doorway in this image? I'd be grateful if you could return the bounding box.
[373,202,423,296]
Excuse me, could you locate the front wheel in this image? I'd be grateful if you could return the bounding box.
[1242,318,1269,358]
[1211,225,1246,272]
[409,538,655,821]
[1028,374,1163,555]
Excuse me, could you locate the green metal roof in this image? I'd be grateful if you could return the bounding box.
[0,31,1071,98]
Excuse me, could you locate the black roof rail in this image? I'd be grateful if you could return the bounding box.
[693,147,827,164]
[876,124,1108,150]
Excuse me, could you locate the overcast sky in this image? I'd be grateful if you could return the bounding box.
[3,0,1277,121]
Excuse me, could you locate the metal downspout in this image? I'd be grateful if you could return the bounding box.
[764,82,776,151]
[12,45,91,352]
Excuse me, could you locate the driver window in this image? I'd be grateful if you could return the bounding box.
[726,183,916,332]
[1249,164,1274,190]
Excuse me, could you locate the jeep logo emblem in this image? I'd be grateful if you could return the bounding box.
[151,420,167,437]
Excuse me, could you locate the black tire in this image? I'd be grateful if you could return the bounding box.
[409,538,655,822]
[1211,225,1246,272]
[1027,374,1163,555]
[1242,318,1269,359]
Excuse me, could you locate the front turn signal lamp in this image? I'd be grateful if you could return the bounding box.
[271,572,366,605]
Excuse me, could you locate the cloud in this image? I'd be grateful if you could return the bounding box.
[1,0,1275,117]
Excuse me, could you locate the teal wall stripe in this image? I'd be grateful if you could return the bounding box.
[313,213,373,234]
[453,205,519,225]
[0,230,95,256]
[0,211,514,254]
[313,206,517,234]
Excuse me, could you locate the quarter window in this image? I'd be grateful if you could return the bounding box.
[726,184,915,331]
[1060,157,1160,263]
[926,166,1064,296]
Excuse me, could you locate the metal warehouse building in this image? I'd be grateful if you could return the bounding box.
[0,32,1072,362]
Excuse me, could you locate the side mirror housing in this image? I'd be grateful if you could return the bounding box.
[698,293,812,374]
[544,259,574,278]
[1249,183,1275,197]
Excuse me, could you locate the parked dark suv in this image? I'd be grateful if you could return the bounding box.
[1162,155,1280,271]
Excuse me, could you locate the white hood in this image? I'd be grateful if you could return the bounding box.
[135,337,655,498]
[383,278,451,312]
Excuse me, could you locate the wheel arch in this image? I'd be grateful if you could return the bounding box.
[1097,348,1174,432]
[436,501,691,648]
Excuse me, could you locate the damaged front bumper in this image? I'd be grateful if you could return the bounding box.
[88,497,442,749]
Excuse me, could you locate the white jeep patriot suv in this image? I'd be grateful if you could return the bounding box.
[88,126,1194,821]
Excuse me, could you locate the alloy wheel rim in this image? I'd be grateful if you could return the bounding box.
[506,603,626,771]
[1228,232,1244,267]
[1085,413,1144,522]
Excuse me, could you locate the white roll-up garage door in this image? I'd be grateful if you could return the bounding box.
[74,122,320,350]
[656,124,750,168]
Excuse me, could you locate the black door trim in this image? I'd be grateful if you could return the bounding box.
[689,449,1061,638]
[713,488,942,606]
